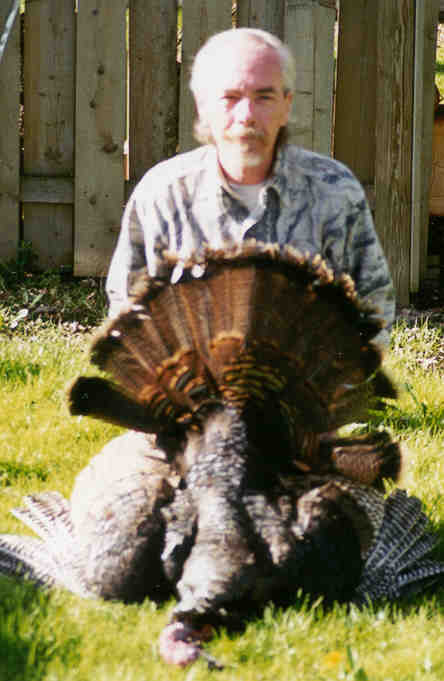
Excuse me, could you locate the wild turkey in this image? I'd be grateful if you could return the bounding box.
[0,240,443,668]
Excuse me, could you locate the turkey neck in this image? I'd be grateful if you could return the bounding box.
[186,405,247,494]
[173,406,259,623]
[184,405,252,538]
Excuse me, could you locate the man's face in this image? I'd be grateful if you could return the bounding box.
[197,40,293,184]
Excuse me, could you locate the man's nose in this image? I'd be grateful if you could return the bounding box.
[233,97,255,124]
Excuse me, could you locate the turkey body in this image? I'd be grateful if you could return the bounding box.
[161,404,375,629]
[0,417,392,615]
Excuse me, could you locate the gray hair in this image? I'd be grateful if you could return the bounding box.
[190,28,296,104]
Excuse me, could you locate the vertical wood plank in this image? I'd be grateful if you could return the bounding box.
[179,0,232,153]
[75,0,126,277]
[411,0,439,291]
[129,0,178,184]
[375,0,414,305]
[284,0,335,154]
[313,1,335,154]
[236,0,284,38]
[0,3,20,261]
[334,0,377,187]
[285,1,314,150]
[23,0,74,176]
[23,0,75,269]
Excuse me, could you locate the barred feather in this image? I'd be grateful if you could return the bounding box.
[0,534,58,588]
[355,490,444,603]
[0,492,91,598]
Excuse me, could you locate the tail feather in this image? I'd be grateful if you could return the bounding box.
[363,494,433,572]
[397,558,444,593]
[354,490,444,603]
[11,492,73,547]
[0,534,58,588]
[0,492,92,598]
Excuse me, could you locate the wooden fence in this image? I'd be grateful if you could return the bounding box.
[0,0,439,304]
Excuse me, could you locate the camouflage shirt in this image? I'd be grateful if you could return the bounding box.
[106,143,395,346]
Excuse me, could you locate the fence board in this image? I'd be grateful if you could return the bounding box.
[21,176,73,204]
[23,0,74,176]
[411,0,439,290]
[334,0,377,190]
[284,0,335,154]
[129,0,178,184]
[313,1,335,154]
[375,0,414,305]
[23,0,75,269]
[0,4,20,261]
[74,0,126,277]
[179,0,232,153]
[236,0,284,37]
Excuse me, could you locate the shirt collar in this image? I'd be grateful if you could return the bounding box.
[266,144,292,208]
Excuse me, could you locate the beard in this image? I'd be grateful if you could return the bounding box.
[194,122,267,167]
[223,127,266,167]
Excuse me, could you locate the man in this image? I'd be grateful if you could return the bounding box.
[106,27,395,347]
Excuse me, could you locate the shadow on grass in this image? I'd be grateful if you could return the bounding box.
[0,359,41,384]
[0,577,80,681]
[0,460,48,487]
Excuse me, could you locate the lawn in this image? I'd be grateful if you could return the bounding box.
[0,258,442,681]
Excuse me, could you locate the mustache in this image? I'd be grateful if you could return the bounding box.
[225,126,266,141]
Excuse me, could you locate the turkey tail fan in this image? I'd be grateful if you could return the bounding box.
[0,492,93,598]
[69,240,396,458]
[354,490,444,604]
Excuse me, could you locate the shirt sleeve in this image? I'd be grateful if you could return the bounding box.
[105,193,148,318]
[344,195,396,349]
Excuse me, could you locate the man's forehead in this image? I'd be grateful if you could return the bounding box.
[220,84,280,95]
[207,46,284,91]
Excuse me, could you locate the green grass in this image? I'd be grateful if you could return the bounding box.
[0,267,443,679]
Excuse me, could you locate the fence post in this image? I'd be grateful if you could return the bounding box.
[0,1,20,262]
[129,0,178,186]
[236,0,284,38]
[334,0,377,209]
[375,0,415,306]
[74,0,126,277]
[178,0,232,153]
[284,0,336,155]
[22,0,75,270]
[411,0,439,291]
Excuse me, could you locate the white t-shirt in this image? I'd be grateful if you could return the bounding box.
[229,181,266,215]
